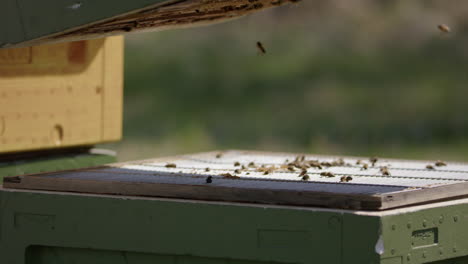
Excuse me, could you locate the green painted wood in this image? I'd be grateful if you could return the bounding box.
[0,0,25,47]
[380,204,468,264]
[429,256,468,264]
[1,188,468,263]
[1,0,166,47]
[0,189,382,264]
[0,151,116,181]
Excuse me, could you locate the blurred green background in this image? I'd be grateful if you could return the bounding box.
[104,0,468,162]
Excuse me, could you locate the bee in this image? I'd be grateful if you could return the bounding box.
[380,166,391,176]
[221,173,240,179]
[340,176,353,182]
[302,175,310,181]
[331,158,345,166]
[370,157,378,167]
[321,162,333,167]
[361,163,369,170]
[320,172,335,178]
[307,160,322,169]
[248,162,256,168]
[435,160,447,167]
[299,169,308,176]
[287,166,295,172]
[234,161,241,167]
[256,41,266,55]
[241,165,246,170]
[426,165,435,170]
[216,153,223,159]
[438,24,451,33]
[264,171,270,175]
[165,163,177,168]
[206,176,213,184]
[205,167,210,172]
[234,169,241,174]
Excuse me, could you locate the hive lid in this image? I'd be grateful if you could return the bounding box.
[4,150,468,210]
[1,0,295,49]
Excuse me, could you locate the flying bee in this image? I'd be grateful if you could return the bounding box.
[256,41,266,55]
[165,163,177,168]
[435,160,447,167]
[438,24,451,33]
[340,176,353,183]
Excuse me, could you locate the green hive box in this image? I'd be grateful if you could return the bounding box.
[1,151,468,264]
[0,188,467,264]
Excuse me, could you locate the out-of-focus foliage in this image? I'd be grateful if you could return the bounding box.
[105,0,468,161]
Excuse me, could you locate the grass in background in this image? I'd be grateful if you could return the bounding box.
[103,0,468,162]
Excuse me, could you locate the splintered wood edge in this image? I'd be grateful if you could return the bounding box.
[19,0,301,48]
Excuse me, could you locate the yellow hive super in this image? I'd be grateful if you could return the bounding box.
[0,37,123,154]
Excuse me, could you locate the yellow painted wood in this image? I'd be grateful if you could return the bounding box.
[0,36,123,154]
